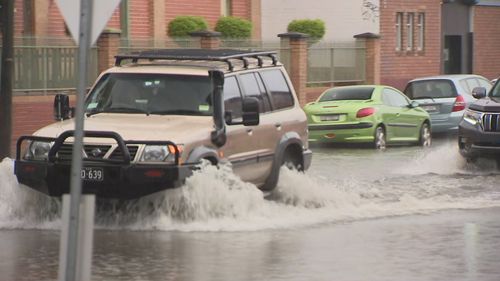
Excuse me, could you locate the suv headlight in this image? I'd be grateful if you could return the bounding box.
[463,109,483,126]
[26,141,52,160]
[140,145,182,163]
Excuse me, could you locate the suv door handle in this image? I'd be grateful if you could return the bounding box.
[246,128,253,136]
[275,123,282,131]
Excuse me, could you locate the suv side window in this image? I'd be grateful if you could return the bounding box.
[260,69,294,110]
[239,72,271,113]
[223,76,243,118]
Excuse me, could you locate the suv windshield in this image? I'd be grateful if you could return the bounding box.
[319,87,374,102]
[85,73,212,116]
[404,79,457,99]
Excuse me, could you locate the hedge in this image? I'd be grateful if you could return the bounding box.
[215,16,252,39]
[168,16,208,38]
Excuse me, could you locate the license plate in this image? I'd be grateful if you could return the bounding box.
[421,105,439,112]
[81,167,104,181]
[320,114,340,121]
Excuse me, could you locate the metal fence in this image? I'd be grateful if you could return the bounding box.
[117,38,291,72]
[307,41,366,86]
[1,37,98,93]
[3,37,364,92]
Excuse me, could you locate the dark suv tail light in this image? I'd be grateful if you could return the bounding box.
[452,95,466,112]
[356,107,375,118]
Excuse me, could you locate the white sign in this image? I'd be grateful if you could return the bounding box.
[55,0,122,45]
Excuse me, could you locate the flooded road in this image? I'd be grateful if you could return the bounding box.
[0,137,499,281]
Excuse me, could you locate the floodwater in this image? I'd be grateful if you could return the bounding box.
[0,137,499,281]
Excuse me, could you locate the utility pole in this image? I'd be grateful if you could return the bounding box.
[0,0,14,159]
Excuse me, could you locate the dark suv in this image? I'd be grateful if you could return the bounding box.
[458,80,500,164]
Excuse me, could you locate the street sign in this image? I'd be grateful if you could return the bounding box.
[55,0,121,45]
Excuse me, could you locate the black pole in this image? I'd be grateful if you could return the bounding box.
[0,0,14,159]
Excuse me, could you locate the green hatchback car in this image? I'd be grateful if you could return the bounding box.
[304,85,432,149]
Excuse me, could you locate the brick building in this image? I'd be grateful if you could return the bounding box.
[14,0,260,41]
[11,0,500,88]
[378,0,500,89]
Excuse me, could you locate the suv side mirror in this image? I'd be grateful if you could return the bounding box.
[472,87,487,99]
[226,97,260,126]
[54,94,72,121]
[241,97,260,126]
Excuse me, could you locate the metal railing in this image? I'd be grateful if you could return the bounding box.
[2,37,365,92]
[307,41,366,86]
[1,37,98,93]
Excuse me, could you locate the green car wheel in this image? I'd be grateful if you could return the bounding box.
[419,123,432,147]
[374,126,386,150]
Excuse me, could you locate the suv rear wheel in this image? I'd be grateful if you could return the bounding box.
[282,146,303,171]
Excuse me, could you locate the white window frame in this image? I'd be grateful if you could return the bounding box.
[417,13,425,51]
[406,13,414,51]
[396,12,403,51]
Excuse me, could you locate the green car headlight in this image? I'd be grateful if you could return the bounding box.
[463,109,483,126]
[27,141,52,160]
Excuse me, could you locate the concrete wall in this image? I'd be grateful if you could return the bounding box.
[261,0,379,42]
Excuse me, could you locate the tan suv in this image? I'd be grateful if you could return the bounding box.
[14,49,312,199]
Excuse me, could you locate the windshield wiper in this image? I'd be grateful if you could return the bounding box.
[149,109,201,115]
[412,96,436,102]
[86,107,150,117]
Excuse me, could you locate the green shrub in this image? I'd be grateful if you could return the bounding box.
[215,16,252,38]
[168,16,208,38]
[287,19,326,43]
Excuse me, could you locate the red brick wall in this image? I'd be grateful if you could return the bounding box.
[11,96,57,155]
[13,0,24,35]
[232,0,250,19]
[107,9,122,30]
[379,0,442,90]
[473,6,500,80]
[165,0,221,30]
[48,1,68,38]
[11,0,254,39]
[129,0,152,39]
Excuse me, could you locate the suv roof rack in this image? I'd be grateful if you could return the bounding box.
[114,49,279,71]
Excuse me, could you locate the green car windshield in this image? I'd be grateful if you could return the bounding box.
[319,87,374,102]
[85,73,213,116]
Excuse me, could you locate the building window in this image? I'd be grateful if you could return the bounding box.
[395,12,403,51]
[221,0,232,16]
[417,13,425,51]
[406,13,414,51]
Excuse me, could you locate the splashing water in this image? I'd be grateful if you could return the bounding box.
[1,142,499,232]
[0,158,61,229]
